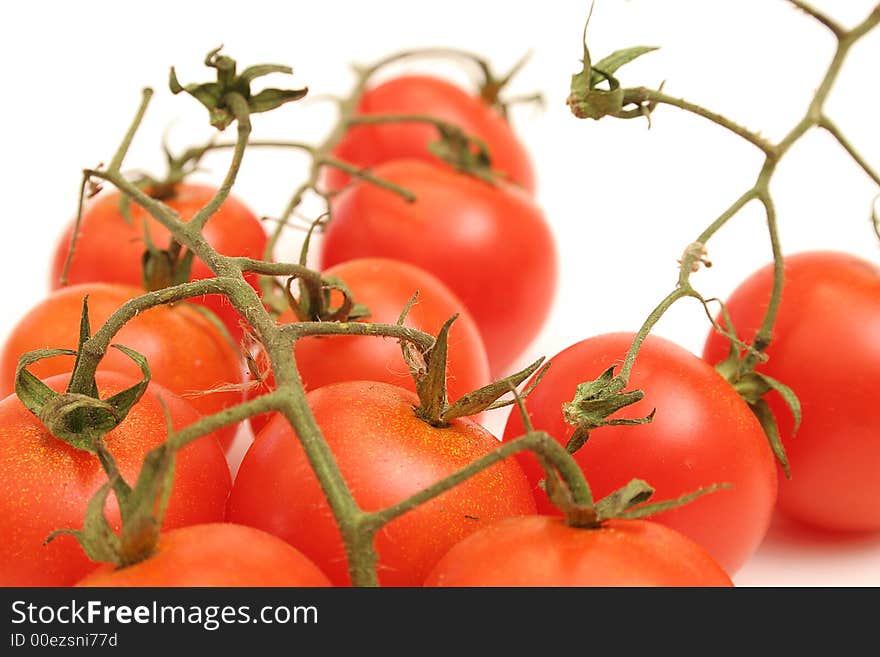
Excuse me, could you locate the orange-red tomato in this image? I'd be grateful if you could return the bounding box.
[424,516,733,587]
[503,333,777,575]
[247,258,490,435]
[0,372,231,586]
[703,251,880,531]
[323,74,535,193]
[50,184,267,343]
[77,523,331,587]
[228,381,536,586]
[321,160,557,375]
[0,283,245,449]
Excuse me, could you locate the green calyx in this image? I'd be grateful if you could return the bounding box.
[169,46,308,130]
[46,430,179,569]
[405,310,548,426]
[505,376,726,530]
[140,224,196,292]
[714,344,802,478]
[17,298,179,569]
[566,8,658,122]
[544,468,728,530]
[561,365,655,454]
[281,269,369,329]
[477,51,545,120]
[427,126,500,185]
[275,216,369,323]
[282,273,370,323]
[15,298,151,453]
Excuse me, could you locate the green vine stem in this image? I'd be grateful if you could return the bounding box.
[819,116,880,186]
[169,140,418,204]
[65,277,240,393]
[60,88,155,287]
[282,320,435,353]
[57,48,586,586]
[362,432,594,532]
[873,196,880,242]
[187,94,251,233]
[575,2,880,392]
[618,87,775,154]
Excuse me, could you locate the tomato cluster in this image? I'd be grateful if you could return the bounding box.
[1,51,877,590]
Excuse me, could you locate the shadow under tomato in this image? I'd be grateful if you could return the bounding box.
[760,510,880,551]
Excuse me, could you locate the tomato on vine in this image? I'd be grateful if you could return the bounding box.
[0,283,245,449]
[321,159,557,375]
[703,251,880,532]
[424,516,732,586]
[246,257,491,435]
[50,183,267,343]
[76,523,331,587]
[503,332,777,574]
[0,371,231,587]
[228,381,537,586]
[323,74,535,193]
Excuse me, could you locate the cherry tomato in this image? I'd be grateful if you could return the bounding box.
[76,523,331,587]
[424,516,733,586]
[50,184,267,342]
[503,332,777,574]
[703,251,880,532]
[323,74,535,193]
[0,283,245,449]
[228,381,537,586]
[0,371,231,586]
[321,159,557,375]
[247,257,490,435]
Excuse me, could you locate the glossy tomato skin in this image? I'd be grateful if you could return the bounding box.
[323,74,535,193]
[50,184,267,342]
[0,283,245,449]
[0,372,231,587]
[424,516,733,586]
[703,251,880,531]
[77,523,330,587]
[321,159,557,375]
[503,333,777,575]
[247,258,490,435]
[228,381,537,586]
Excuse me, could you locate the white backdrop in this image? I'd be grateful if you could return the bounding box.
[1,1,878,586]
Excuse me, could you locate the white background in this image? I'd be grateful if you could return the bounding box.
[1,1,878,586]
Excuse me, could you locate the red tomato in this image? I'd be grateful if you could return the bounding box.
[0,372,231,586]
[0,283,245,449]
[77,523,330,587]
[424,516,733,586]
[703,251,880,531]
[323,74,535,193]
[50,184,267,342]
[228,381,537,586]
[503,332,777,574]
[321,159,557,375]
[247,258,490,435]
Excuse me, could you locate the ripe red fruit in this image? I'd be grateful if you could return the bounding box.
[246,258,490,435]
[0,283,245,449]
[503,332,777,574]
[424,516,733,587]
[703,251,880,531]
[0,372,231,586]
[323,74,535,193]
[77,523,331,587]
[229,381,537,586]
[50,184,267,343]
[321,160,557,375]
